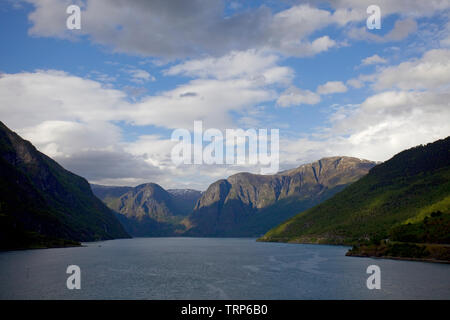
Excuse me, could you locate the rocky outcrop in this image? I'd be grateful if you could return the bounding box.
[186,157,376,236]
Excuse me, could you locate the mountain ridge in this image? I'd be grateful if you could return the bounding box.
[260,137,450,255]
[92,182,202,236]
[186,156,376,236]
[0,121,130,250]
[91,157,376,237]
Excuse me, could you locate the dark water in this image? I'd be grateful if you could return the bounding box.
[0,238,449,299]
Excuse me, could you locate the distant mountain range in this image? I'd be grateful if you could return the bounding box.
[260,137,450,261]
[0,121,130,250]
[186,157,376,236]
[91,183,202,236]
[92,157,376,237]
[3,118,447,261]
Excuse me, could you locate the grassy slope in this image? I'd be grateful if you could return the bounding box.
[260,137,450,248]
[0,122,130,250]
[219,184,349,237]
[0,156,81,249]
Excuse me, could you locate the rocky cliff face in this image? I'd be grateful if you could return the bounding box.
[187,157,376,236]
[96,183,202,236]
[91,157,375,238]
[111,183,184,221]
[0,121,130,249]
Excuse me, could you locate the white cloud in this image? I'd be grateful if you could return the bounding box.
[0,70,166,185]
[165,50,292,84]
[280,90,450,166]
[279,47,450,167]
[88,71,117,83]
[385,19,419,41]
[361,54,387,66]
[20,120,122,157]
[346,48,450,91]
[348,19,418,43]
[26,0,72,38]
[276,36,337,57]
[317,81,348,94]
[132,78,275,129]
[267,5,339,56]
[277,86,321,107]
[329,0,450,18]
[441,35,450,47]
[21,0,450,60]
[23,1,342,58]
[0,54,287,131]
[125,68,155,83]
[346,78,364,89]
[373,49,450,90]
[0,70,130,129]
[0,67,283,189]
[56,148,165,186]
[138,50,296,129]
[4,2,450,190]
[125,135,179,169]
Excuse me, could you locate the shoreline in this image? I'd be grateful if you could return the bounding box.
[0,243,83,252]
[259,238,450,264]
[345,253,450,264]
[4,237,450,265]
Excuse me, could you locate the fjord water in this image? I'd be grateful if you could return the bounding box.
[0,238,449,300]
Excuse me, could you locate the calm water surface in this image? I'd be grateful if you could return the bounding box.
[0,238,449,299]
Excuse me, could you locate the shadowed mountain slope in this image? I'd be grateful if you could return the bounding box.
[0,121,130,250]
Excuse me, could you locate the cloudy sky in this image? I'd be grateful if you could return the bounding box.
[1,0,449,190]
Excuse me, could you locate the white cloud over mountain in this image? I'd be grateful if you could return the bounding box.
[279,47,450,168]
[0,50,291,187]
[1,1,449,189]
[3,47,449,188]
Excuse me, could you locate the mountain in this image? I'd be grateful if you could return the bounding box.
[260,137,450,258]
[90,184,133,204]
[185,157,376,237]
[167,189,203,214]
[0,121,130,250]
[93,183,202,236]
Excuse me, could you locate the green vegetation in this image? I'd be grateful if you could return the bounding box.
[389,211,450,243]
[260,137,450,261]
[0,121,130,250]
[347,241,450,262]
